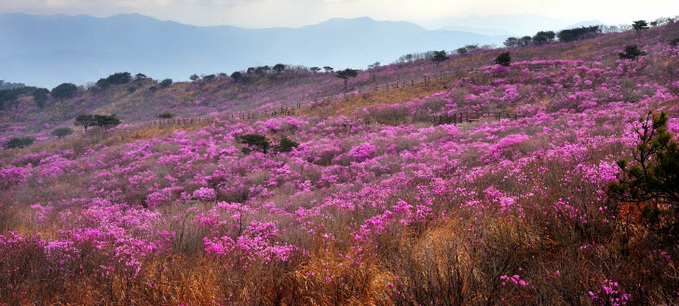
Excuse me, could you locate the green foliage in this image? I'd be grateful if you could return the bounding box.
[323,66,334,73]
[231,72,243,83]
[609,111,679,245]
[32,88,49,109]
[618,45,647,61]
[93,114,121,128]
[533,31,556,45]
[74,114,96,130]
[335,68,358,88]
[157,112,174,119]
[557,25,601,42]
[0,86,39,110]
[0,80,25,90]
[503,36,532,48]
[431,50,447,68]
[51,83,78,100]
[4,137,34,149]
[203,74,216,82]
[456,44,479,55]
[310,67,321,73]
[160,79,173,88]
[135,73,147,80]
[74,114,120,130]
[240,134,270,154]
[633,20,649,34]
[503,37,518,48]
[274,136,299,153]
[107,72,131,85]
[97,72,132,89]
[273,64,286,74]
[51,127,73,139]
[190,74,200,82]
[495,52,511,67]
[127,87,137,93]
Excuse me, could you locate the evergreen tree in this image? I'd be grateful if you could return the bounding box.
[633,20,649,35]
[495,52,511,66]
[431,50,448,68]
[609,111,679,245]
[335,68,358,88]
[618,45,647,61]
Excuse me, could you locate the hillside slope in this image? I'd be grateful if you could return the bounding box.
[1,21,679,304]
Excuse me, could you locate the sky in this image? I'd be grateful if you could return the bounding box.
[0,0,677,29]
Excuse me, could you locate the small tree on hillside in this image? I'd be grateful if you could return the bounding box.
[107,72,132,85]
[51,83,78,100]
[94,114,121,128]
[618,45,647,61]
[431,50,448,68]
[273,64,286,74]
[633,20,649,35]
[608,111,679,245]
[240,134,270,154]
[504,37,519,48]
[495,51,511,66]
[231,71,243,83]
[96,78,110,89]
[74,114,97,130]
[274,136,299,153]
[160,79,173,88]
[335,68,358,89]
[517,36,532,47]
[135,73,147,80]
[533,31,556,45]
[310,67,321,74]
[323,66,334,73]
[190,74,200,82]
[32,88,49,109]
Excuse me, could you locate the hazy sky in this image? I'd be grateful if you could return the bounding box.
[1,0,677,28]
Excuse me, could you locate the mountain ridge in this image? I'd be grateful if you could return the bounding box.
[0,13,505,87]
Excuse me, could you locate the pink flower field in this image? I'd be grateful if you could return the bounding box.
[1,19,679,304]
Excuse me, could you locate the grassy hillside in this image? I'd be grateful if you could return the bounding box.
[1,21,679,304]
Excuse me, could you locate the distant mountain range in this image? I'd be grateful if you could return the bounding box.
[0,13,508,88]
[417,14,605,36]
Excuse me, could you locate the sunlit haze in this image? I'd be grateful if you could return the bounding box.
[1,0,677,28]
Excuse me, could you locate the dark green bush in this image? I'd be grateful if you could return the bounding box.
[274,136,299,153]
[51,83,78,100]
[4,137,34,149]
[160,79,173,88]
[618,45,647,61]
[157,112,174,119]
[240,134,270,154]
[495,52,511,66]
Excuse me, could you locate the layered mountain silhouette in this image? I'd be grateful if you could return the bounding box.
[0,13,506,87]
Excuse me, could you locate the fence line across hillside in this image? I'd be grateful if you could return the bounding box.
[149,63,572,128]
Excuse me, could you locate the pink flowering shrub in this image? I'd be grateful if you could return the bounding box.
[192,187,217,202]
[347,142,377,162]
